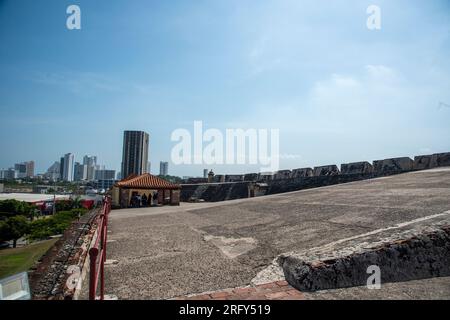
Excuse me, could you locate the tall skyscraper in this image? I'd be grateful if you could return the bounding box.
[203,169,209,178]
[83,155,97,167]
[82,155,97,181]
[147,161,151,174]
[94,169,116,181]
[159,161,168,176]
[60,157,65,180]
[14,163,27,178]
[46,161,60,181]
[62,153,74,181]
[121,131,149,178]
[25,161,35,177]
[74,162,88,181]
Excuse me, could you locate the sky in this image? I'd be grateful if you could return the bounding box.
[0,0,449,177]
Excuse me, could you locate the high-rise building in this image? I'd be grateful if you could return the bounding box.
[203,169,209,178]
[60,157,65,180]
[74,162,88,181]
[62,153,74,181]
[83,155,97,181]
[147,161,151,174]
[83,155,97,167]
[46,161,60,181]
[94,169,116,181]
[25,161,35,177]
[14,163,27,178]
[0,168,16,180]
[159,161,168,176]
[121,131,149,178]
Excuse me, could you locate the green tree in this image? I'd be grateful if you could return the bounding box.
[0,199,35,220]
[0,216,30,248]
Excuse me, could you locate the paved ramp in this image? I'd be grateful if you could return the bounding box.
[103,168,450,299]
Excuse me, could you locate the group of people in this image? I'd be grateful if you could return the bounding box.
[130,192,158,208]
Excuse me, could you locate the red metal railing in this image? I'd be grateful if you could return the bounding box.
[88,197,111,300]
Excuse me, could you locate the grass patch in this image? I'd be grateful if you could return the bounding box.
[0,239,58,279]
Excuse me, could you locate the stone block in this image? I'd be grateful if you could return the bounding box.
[273,170,291,180]
[413,154,433,170]
[243,173,258,181]
[431,152,450,167]
[373,157,413,174]
[258,173,274,182]
[225,175,244,182]
[340,161,373,175]
[291,168,313,178]
[313,165,340,176]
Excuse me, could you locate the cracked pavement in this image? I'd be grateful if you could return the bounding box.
[99,168,450,299]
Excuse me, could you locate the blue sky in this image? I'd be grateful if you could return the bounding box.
[0,0,449,176]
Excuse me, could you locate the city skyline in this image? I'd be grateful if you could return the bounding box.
[0,1,449,176]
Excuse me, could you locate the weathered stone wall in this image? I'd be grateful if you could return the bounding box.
[225,174,244,182]
[281,224,450,292]
[273,170,291,180]
[291,168,313,178]
[432,152,450,167]
[414,155,433,170]
[258,173,274,182]
[29,208,100,300]
[373,157,414,175]
[185,177,208,184]
[313,165,340,176]
[181,182,251,202]
[212,175,225,183]
[265,173,373,195]
[180,151,450,202]
[244,173,259,181]
[341,161,373,175]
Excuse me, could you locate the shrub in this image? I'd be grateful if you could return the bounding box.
[27,208,88,241]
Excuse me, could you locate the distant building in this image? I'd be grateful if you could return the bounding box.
[14,163,27,179]
[95,169,116,181]
[94,179,117,190]
[83,155,97,181]
[116,171,122,180]
[74,162,88,181]
[62,153,74,181]
[0,168,16,180]
[60,157,65,180]
[46,161,60,180]
[121,130,149,178]
[203,169,209,178]
[160,161,169,176]
[24,161,34,177]
[83,155,97,167]
[0,183,3,193]
[147,161,151,174]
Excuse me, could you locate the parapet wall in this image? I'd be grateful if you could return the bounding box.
[181,182,250,202]
[180,151,450,202]
[373,157,413,175]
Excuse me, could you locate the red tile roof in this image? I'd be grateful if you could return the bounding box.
[116,173,180,190]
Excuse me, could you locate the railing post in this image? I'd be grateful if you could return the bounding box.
[89,247,99,300]
[88,197,111,301]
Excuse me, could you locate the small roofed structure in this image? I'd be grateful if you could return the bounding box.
[112,173,181,208]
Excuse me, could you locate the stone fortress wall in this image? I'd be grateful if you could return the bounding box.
[180,152,450,202]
